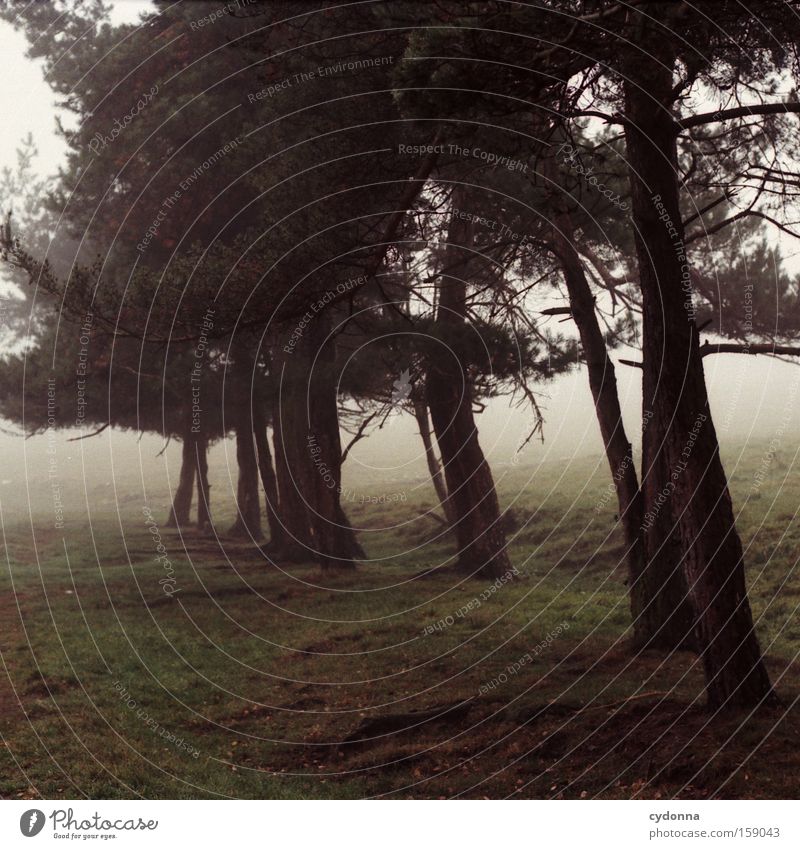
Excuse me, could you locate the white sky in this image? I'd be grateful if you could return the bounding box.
[0,1,153,178]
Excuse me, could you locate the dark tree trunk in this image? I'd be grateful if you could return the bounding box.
[544,171,694,651]
[195,436,212,531]
[427,186,512,579]
[253,407,284,551]
[632,449,696,651]
[304,313,364,567]
[229,420,263,539]
[624,38,773,707]
[272,374,316,561]
[413,391,455,527]
[166,434,195,528]
[272,326,363,567]
[228,342,263,540]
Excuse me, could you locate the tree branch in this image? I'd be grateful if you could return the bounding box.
[679,101,800,131]
[341,411,379,464]
[67,423,109,441]
[700,342,800,358]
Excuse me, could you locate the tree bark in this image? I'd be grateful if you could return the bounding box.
[229,419,263,539]
[272,323,363,567]
[543,165,694,651]
[195,436,212,531]
[427,185,512,579]
[228,343,263,540]
[305,313,364,567]
[166,433,195,528]
[623,34,773,707]
[631,448,696,651]
[254,407,285,551]
[272,369,316,561]
[413,391,455,527]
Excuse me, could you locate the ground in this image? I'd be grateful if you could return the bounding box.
[1,441,798,799]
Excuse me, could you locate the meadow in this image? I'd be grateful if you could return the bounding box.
[1,439,798,799]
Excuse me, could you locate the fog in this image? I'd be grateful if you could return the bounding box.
[3,350,798,528]
[2,2,799,522]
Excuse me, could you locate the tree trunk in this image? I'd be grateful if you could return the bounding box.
[544,166,694,651]
[305,313,364,567]
[427,186,512,579]
[272,373,316,561]
[272,325,363,567]
[413,391,455,527]
[166,434,195,528]
[228,343,263,540]
[631,449,696,651]
[254,407,285,551]
[229,420,263,539]
[623,38,773,707]
[195,436,212,531]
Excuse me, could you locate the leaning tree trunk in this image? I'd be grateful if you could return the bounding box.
[253,404,285,552]
[272,326,363,567]
[195,436,212,531]
[427,186,512,579]
[304,313,364,567]
[413,391,456,527]
[544,168,694,651]
[624,41,772,708]
[166,433,195,528]
[632,448,695,651]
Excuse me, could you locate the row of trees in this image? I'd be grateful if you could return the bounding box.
[2,0,800,710]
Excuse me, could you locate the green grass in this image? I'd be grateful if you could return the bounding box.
[1,441,799,799]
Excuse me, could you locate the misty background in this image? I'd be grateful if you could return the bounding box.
[1,0,799,527]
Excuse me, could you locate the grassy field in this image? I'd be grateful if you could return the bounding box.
[1,440,799,799]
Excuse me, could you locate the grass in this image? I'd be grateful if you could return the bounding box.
[1,440,799,799]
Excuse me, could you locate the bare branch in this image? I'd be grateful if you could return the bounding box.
[341,411,379,464]
[700,342,800,358]
[67,423,110,441]
[679,101,800,131]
